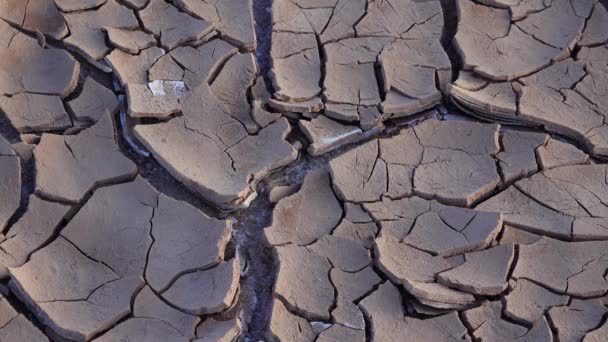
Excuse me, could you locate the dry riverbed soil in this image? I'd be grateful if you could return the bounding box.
[0,0,607,341]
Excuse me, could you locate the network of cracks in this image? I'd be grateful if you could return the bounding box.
[0,0,606,341]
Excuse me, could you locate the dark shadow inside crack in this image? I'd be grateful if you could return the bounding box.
[0,112,21,145]
[1,144,36,234]
[252,0,273,88]
[439,0,462,82]
[0,289,48,337]
[233,131,399,339]
[233,145,362,339]
[232,192,278,340]
[112,109,221,218]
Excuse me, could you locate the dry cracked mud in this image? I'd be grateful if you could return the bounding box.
[449,0,608,158]
[264,117,608,342]
[0,0,607,341]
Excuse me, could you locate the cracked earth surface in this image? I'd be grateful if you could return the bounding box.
[0,0,607,341]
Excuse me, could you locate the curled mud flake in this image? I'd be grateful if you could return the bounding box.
[106,47,165,86]
[536,137,589,170]
[497,130,548,183]
[171,39,237,87]
[268,184,299,203]
[265,169,342,246]
[375,235,452,284]
[299,112,363,157]
[121,0,149,10]
[268,96,324,114]
[54,0,107,12]
[499,225,543,245]
[63,0,140,64]
[449,81,519,119]
[330,266,381,303]
[175,0,256,51]
[139,0,214,51]
[210,53,259,133]
[323,37,386,122]
[437,244,514,296]
[133,77,297,210]
[379,39,450,117]
[401,206,502,257]
[270,31,322,103]
[103,27,156,55]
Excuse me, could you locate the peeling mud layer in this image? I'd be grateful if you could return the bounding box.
[0,0,607,341]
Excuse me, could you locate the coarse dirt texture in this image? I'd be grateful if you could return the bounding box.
[0,0,607,341]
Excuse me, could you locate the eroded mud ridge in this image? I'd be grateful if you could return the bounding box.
[0,0,606,341]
